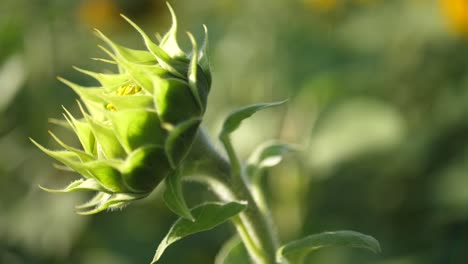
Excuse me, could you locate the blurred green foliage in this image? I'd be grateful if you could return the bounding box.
[2,0,468,263]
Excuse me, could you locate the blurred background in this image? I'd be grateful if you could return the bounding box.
[2,0,468,263]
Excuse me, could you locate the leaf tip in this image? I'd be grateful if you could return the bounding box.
[38,184,52,192]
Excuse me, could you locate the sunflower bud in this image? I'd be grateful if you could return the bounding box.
[32,4,211,215]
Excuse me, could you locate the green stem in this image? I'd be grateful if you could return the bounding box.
[184,129,280,264]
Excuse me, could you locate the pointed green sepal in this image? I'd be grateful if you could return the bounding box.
[153,76,201,124]
[98,45,157,92]
[91,57,117,64]
[95,29,157,65]
[186,32,205,111]
[122,145,171,193]
[48,131,94,162]
[198,25,212,87]
[62,107,96,155]
[40,178,106,193]
[48,118,71,129]
[58,79,111,121]
[83,160,127,193]
[159,3,185,58]
[107,109,166,153]
[165,118,201,168]
[73,66,131,87]
[120,15,187,78]
[75,192,108,209]
[76,192,147,215]
[30,138,92,178]
[58,77,108,106]
[53,163,74,172]
[84,112,126,159]
[163,169,194,221]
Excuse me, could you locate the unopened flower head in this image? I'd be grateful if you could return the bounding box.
[32,4,211,215]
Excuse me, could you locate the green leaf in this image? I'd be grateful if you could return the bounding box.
[246,141,295,180]
[219,101,287,138]
[163,170,193,221]
[151,201,247,263]
[276,230,381,263]
[248,141,294,169]
[215,236,251,264]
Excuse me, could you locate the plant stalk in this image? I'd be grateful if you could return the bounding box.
[184,129,280,264]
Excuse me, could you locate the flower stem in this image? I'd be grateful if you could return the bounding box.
[185,129,280,264]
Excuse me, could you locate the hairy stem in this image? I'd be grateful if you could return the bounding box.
[184,129,280,264]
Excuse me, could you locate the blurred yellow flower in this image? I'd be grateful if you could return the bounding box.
[303,0,378,13]
[304,0,339,12]
[77,0,121,29]
[354,0,377,5]
[441,0,468,36]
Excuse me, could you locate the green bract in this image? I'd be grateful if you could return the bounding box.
[32,4,211,215]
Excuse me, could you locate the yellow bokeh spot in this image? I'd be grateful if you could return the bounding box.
[304,0,339,12]
[354,0,378,5]
[77,0,120,29]
[303,0,380,13]
[441,0,468,36]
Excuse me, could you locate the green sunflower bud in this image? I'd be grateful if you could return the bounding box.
[32,4,211,215]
